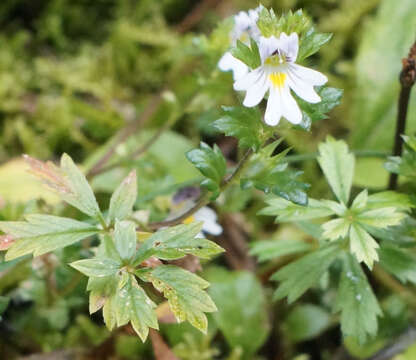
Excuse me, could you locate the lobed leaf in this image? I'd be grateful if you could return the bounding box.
[70,258,122,277]
[317,137,355,205]
[114,220,137,261]
[379,243,416,284]
[108,170,137,224]
[349,223,379,269]
[334,254,382,344]
[230,38,261,69]
[250,238,312,263]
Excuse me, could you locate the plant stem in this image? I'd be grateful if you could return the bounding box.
[148,148,254,230]
[388,40,416,190]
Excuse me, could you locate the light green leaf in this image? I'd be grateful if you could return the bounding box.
[115,273,158,341]
[141,265,216,333]
[133,222,224,265]
[334,254,382,343]
[273,243,340,303]
[213,106,266,151]
[1,215,99,260]
[317,137,355,204]
[285,304,331,342]
[349,224,379,269]
[379,244,416,284]
[322,218,350,241]
[114,220,137,261]
[70,258,121,277]
[60,154,101,217]
[186,142,226,197]
[250,239,312,263]
[366,191,413,211]
[108,170,137,223]
[230,38,261,69]
[206,268,270,355]
[297,28,332,61]
[351,190,368,211]
[356,207,406,229]
[260,197,334,222]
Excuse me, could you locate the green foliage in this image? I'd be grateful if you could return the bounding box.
[213,106,268,151]
[140,265,217,333]
[385,136,416,181]
[284,304,331,342]
[108,171,137,224]
[272,243,341,303]
[334,254,382,343]
[186,142,227,198]
[206,268,270,357]
[379,244,416,284]
[242,140,309,205]
[250,238,312,262]
[317,136,355,205]
[230,39,261,69]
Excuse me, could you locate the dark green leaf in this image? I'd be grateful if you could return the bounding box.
[297,28,332,61]
[273,243,340,303]
[230,39,261,69]
[334,254,382,343]
[379,243,416,284]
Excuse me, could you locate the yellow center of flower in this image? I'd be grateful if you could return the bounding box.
[183,216,195,224]
[265,54,286,66]
[269,72,287,88]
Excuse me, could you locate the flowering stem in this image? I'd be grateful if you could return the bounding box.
[148,148,254,230]
[388,40,416,190]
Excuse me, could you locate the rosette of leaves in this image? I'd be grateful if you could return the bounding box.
[258,137,413,343]
[0,154,224,341]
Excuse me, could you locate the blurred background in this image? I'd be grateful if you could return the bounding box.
[0,0,415,359]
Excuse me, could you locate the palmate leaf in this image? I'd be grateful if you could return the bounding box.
[349,223,379,270]
[334,254,382,344]
[272,243,341,303]
[250,238,312,263]
[317,137,355,205]
[259,197,334,222]
[0,215,99,260]
[70,258,122,277]
[213,106,266,151]
[108,170,137,224]
[24,154,101,218]
[140,265,217,333]
[114,273,158,342]
[132,222,224,266]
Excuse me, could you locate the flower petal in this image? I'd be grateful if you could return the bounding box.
[290,63,327,86]
[287,68,321,103]
[233,68,263,91]
[242,73,268,107]
[218,52,248,80]
[259,36,280,62]
[264,87,282,126]
[280,87,302,124]
[286,33,299,61]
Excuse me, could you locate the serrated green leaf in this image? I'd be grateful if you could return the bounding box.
[260,197,334,222]
[114,220,137,261]
[115,274,158,341]
[297,87,343,130]
[141,265,216,333]
[366,191,413,211]
[206,268,269,355]
[132,222,224,265]
[349,223,379,269]
[317,137,355,204]
[322,218,350,241]
[273,243,340,303]
[351,190,368,211]
[356,207,406,229]
[1,215,99,260]
[334,254,382,344]
[186,142,226,197]
[379,243,416,284]
[297,28,332,61]
[250,239,312,262]
[230,38,261,69]
[70,258,122,277]
[213,106,265,151]
[60,154,101,217]
[108,170,137,224]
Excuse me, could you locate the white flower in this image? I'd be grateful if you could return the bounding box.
[193,206,222,238]
[233,32,328,126]
[218,8,261,80]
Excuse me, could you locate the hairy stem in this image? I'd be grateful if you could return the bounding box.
[148,148,254,229]
[388,40,416,190]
